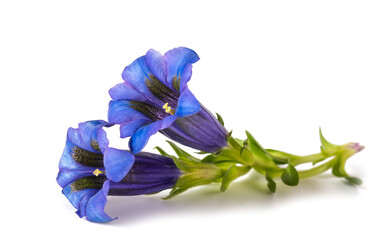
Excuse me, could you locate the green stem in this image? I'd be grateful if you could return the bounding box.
[297,157,337,179]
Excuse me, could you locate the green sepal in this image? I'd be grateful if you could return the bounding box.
[163,172,218,199]
[164,164,223,199]
[220,165,251,192]
[234,138,244,147]
[281,164,299,186]
[195,151,209,154]
[154,146,174,158]
[228,136,242,151]
[166,141,201,163]
[227,130,233,138]
[201,148,240,164]
[216,112,225,126]
[159,141,225,199]
[265,173,276,193]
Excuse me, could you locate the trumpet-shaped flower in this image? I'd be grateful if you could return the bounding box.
[57,120,181,222]
[108,47,228,154]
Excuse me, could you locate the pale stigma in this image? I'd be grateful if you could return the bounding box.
[93,169,105,177]
[163,102,175,115]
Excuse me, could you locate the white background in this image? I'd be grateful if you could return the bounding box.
[1,0,390,239]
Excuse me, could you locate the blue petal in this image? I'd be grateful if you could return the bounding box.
[145,49,167,84]
[67,127,89,151]
[129,116,177,154]
[97,128,109,153]
[104,148,135,182]
[120,119,151,138]
[180,63,193,92]
[109,82,147,102]
[108,100,150,124]
[78,120,109,152]
[129,121,162,154]
[164,47,200,89]
[175,87,201,117]
[62,183,98,212]
[57,167,93,188]
[57,138,96,187]
[85,180,116,223]
[76,195,90,218]
[121,56,163,104]
[160,115,178,129]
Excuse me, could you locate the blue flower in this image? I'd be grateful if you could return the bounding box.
[57,120,181,222]
[108,47,228,154]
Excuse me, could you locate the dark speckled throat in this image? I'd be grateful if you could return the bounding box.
[71,176,107,191]
[72,147,104,168]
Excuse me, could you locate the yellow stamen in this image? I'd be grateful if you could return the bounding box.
[162,102,175,115]
[93,169,104,177]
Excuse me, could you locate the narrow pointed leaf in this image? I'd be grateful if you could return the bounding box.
[240,146,255,165]
[245,131,277,167]
[319,127,337,152]
[221,165,251,192]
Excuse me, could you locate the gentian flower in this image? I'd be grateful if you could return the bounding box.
[108,47,228,154]
[57,120,181,222]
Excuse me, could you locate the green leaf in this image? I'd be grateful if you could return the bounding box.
[281,164,299,186]
[220,165,251,192]
[319,127,338,153]
[245,131,277,168]
[345,176,363,185]
[240,146,255,165]
[216,112,225,126]
[265,173,276,193]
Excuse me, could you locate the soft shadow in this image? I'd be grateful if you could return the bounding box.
[105,171,360,226]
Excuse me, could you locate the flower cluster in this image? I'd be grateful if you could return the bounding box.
[57,47,364,223]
